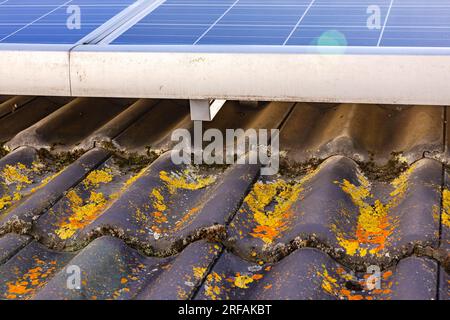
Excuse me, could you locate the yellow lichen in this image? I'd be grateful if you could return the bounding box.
[233,275,254,289]
[442,189,450,228]
[335,166,416,256]
[0,195,12,210]
[244,168,319,244]
[133,168,215,234]
[159,169,216,194]
[245,180,302,244]
[56,190,107,240]
[2,163,32,189]
[204,272,223,300]
[151,188,167,212]
[193,267,207,280]
[83,169,113,188]
[123,167,148,189]
[0,163,35,211]
[54,168,116,240]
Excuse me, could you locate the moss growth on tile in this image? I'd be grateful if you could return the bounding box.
[356,152,410,182]
[0,144,8,158]
[36,148,85,172]
[278,157,322,178]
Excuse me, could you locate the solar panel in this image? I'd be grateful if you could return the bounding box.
[0,0,138,44]
[2,0,450,105]
[111,0,450,48]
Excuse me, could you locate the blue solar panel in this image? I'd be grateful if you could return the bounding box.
[0,0,137,44]
[112,0,450,47]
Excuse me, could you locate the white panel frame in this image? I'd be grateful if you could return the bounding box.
[69,45,450,105]
[0,44,71,96]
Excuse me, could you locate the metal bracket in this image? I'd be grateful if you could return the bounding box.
[190,99,226,121]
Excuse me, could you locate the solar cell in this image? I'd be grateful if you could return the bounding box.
[0,0,137,44]
[112,0,450,48]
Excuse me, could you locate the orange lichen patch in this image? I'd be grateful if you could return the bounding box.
[137,168,215,234]
[244,168,319,244]
[382,270,393,280]
[151,188,167,212]
[152,211,168,224]
[334,166,415,256]
[56,190,107,240]
[317,265,393,300]
[441,189,450,228]
[5,258,58,300]
[83,169,113,188]
[245,180,301,244]
[204,272,223,300]
[148,188,170,227]
[110,264,147,300]
[159,168,216,194]
[233,274,254,289]
[174,207,200,231]
[252,274,263,280]
[228,272,264,289]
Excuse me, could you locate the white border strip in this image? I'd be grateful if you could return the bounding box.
[68,46,450,105]
[0,45,72,96]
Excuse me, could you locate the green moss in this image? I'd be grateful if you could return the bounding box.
[0,144,8,159]
[36,148,85,172]
[356,152,410,182]
[278,157,322,179]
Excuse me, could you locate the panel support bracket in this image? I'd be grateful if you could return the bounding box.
[190,99,226,121]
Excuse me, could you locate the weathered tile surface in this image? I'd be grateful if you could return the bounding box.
[0,97,448,300]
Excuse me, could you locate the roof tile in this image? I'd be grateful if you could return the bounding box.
[0,97,447,300]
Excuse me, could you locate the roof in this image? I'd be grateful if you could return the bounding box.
[0,96,448,300]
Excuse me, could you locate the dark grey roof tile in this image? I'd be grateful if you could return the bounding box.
[0,233,31,265]
[75,152,258,255]
[136,240,222,300]
[5,98,136,151]
[389,256,438,300]
[0,240,73,300]
[32,154,143,248]
[195,247,418,300]
[228,156,441,268]
[32,238,220,300]
[439,267,449,300]
[281,103,444,165]
[0,97,68,144]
